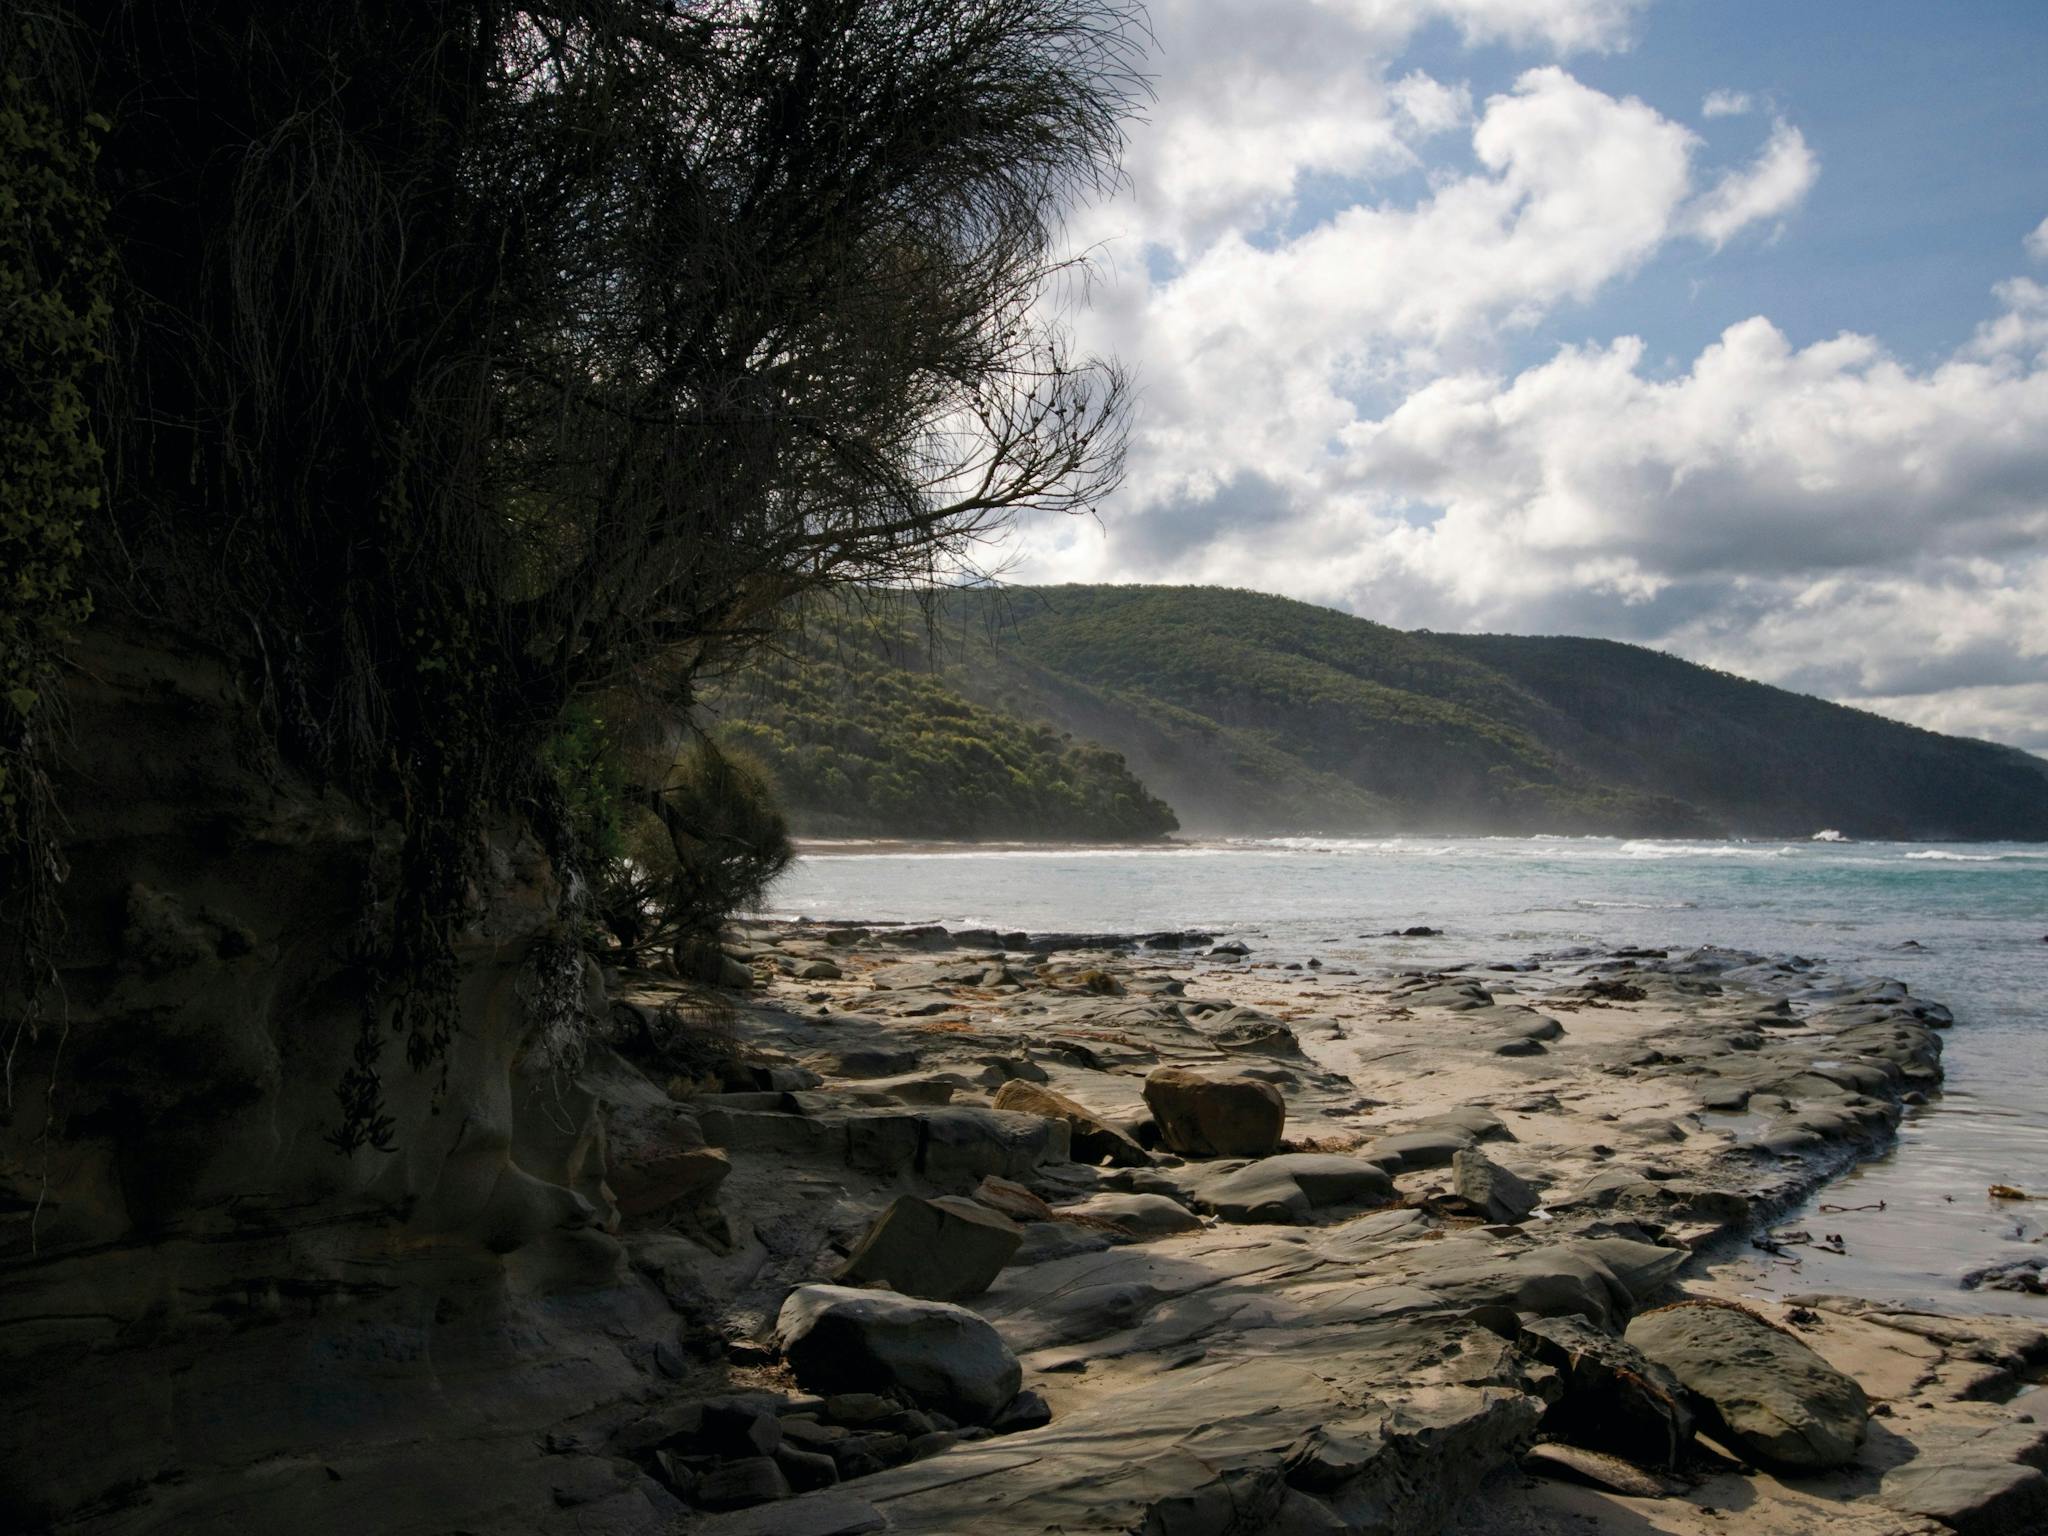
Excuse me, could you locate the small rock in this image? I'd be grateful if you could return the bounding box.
[773,1444,840,1491]
[1453,1147,1540,1223]
[1185,1153,1393,1225]
[798,959,843,981]
[829,1431,910,1478]
[821,1393,898,1426]
[780,1419,848,1451]
[1142,1066,1285,1157]
[609,1145,731,1220]
[1066,1191,1205,1235]
[990,1388,1053,1434]
[1362,1125,1475,1172]
[971,1175,1059,1224]
[1523,1443,1685,1499]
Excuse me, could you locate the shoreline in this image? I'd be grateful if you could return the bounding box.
[627,919,2048,1534]
[789,834,2048,856]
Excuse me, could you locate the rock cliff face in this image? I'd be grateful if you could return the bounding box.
[0,629,683,1533]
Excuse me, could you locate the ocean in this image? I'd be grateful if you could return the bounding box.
[764,835,2048,1311]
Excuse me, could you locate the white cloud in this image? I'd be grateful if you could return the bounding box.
[1701,88,1753,118]
[1391,70,1472,138]
[1968,277,2048,360]
[1412,0,1650,53]
[2026,215,2048,263]
[1683,120,1818,248]
[1015,3,2048,753]
[1032,280,2048,750]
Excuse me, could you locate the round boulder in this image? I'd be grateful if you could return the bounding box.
[1141,1066,1285,1157]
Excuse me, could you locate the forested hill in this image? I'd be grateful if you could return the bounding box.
[711,586,2048,840]
[705,627,1178,841]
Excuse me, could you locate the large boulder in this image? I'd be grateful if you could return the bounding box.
[992,1080,1150,1167]
[837,1195,1022,1301]
[1185,1154,1394,1225]
[1141,1067,1285,1157]
[777,1285,1023,1425]
[1624,1302,1869,1471]
[1517,1315,1693,1468]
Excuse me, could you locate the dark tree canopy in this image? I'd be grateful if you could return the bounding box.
[4,0,1144,1142]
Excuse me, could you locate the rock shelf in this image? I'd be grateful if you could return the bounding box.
[15,904,2044,1536]
[587,921,2041,1536]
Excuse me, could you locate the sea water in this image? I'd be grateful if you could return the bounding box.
[765,836,2048,1311]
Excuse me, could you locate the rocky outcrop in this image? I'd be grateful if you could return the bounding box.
[0,629,688,1534]
[1517,1314,1693,1467]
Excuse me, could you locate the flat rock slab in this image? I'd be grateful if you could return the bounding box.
[1185,1154,1395,1225]
[1881,1454,2048,1535]
[1625,1301,1869,1471]
[765,1318,1544,1534]
[1065,1192,1205,1234]
[690,1492,887,1534]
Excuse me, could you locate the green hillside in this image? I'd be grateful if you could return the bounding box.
[709,586,2048,840]
[705,622,1177,840]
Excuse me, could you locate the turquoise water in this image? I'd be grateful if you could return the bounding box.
[766,836,2048,1309]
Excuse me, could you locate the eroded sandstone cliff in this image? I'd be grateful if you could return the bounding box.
[0,630,688,1532]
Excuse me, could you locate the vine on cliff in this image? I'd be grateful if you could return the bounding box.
[0,39,111,1096]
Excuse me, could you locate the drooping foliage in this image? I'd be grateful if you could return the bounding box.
[3,2,1143,1146]
[0,38,111,1082]
[546,716,794,967]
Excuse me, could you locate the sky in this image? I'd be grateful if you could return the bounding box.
[1008,0,2048,756]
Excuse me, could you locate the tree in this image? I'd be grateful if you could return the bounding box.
[4,1,1144,1145]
